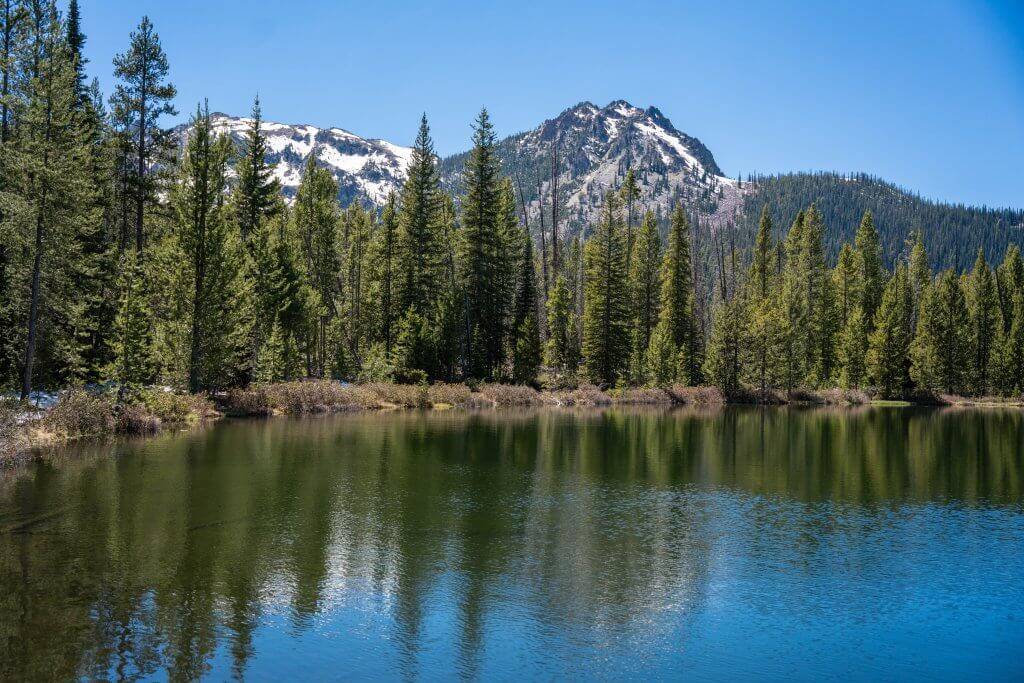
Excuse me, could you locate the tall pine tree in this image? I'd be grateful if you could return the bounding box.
[582,192,631,385]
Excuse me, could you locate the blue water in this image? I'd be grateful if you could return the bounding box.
[1,408,1022,680]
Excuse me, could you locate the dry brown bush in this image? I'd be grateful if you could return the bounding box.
[221,385,275,416]
[428,383,472,407]
[43,390,116,438]
[116,403,161,434]
[815,388,871,405]
[364,382,429,408]
[665,385,725,405]
[478,384,541,406]
[611,387,673,404]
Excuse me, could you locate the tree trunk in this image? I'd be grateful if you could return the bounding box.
[550,139,560,273]
[20,211,45,401]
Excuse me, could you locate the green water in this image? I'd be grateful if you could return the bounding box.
[1,407,1023,681]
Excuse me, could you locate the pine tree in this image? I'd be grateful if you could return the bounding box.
[173,103,251,392]
[800,205,837,385]
[628,210,661,381]
[749,207,774,300]
[293,155,340,377]
[13,2,90,398]
[110,15,176,252]
[397,114,443,316]
[704,295,744,395]
[254,216,316,382]
[646,205,697,384]
[458,108,506,380]
[992,292,1024,396]
[832,243,860,327]
[966,248,1000,394]
[66,0,87,104]
[741,207,778,393]
[908,230,930,317]
[394,115,445,379]
[867,265,913,398]
[854,210,884,323]
[996,244,1024,331]
[769,212,809,393]
[774,273,807,394]
[110,252,156,399]
[341,201,373,371]
[582,192,631,385]
[511,220,541,384]
[234,96,281,244]
[368,192,399,355]
[837,305,869,389]
[1,0,23,144]
[66,7,118,385]
[544,274,578,377]
[910,269,969,394]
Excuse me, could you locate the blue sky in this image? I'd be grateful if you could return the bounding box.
[78,0,1023,208]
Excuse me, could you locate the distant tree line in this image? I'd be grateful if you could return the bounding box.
[739,171,1024,272]
[2,4,1022,400]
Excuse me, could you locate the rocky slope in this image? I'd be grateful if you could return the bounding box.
[440,100,743,234]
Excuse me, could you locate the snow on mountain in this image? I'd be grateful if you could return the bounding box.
[440,99,744,233]
[179,101,744,231]
[178,113,414,206]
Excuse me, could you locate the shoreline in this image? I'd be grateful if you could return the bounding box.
[4,380,1023,463]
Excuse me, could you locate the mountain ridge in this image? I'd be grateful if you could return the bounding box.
[177,101,1022,269]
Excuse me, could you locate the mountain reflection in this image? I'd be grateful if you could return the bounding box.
[0,407,1021,680]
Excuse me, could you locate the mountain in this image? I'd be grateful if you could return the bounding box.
[439,100,743,234]
[179,103,1021,270]
[176,113,414,206]
[738,172,1024,271]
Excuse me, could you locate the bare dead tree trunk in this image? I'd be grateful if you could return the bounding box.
[550,136,560,273]
[535,178,549,296]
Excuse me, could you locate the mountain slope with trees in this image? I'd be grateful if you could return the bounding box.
[738,172,1024,272]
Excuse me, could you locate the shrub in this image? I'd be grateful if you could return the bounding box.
[464,393,497,408]
[815,388,871,405]
[268,380,367,413]
[543,383,612,406]
[221,385,275,416]
[365,382,429,408]
[116,403,161,434]
[665,385,726,405]
[428,383,472,407]
[612,387,673,404]
[43,390,115,438]
[478,384,541,406]
[0,399,26,460]
[141,389,214,423]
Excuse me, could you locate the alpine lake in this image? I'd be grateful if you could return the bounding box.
[2,406,1022,681]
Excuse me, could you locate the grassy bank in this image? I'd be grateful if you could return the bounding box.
[4,380,1010,463]
[213,380,875,415]
[1,389,216,462]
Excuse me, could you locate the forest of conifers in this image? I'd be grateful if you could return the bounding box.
[2,4,1023,402]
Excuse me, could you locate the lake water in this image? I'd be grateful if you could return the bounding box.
[1,407,1023,681]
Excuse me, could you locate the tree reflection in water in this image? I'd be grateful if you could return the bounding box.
[1,407,1022,680]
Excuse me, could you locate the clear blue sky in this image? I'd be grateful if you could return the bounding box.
[78,0,1023,208]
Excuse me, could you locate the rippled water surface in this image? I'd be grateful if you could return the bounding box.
[2,407,1023,681]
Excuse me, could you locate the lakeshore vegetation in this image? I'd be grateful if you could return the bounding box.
[2,4,1024,423]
